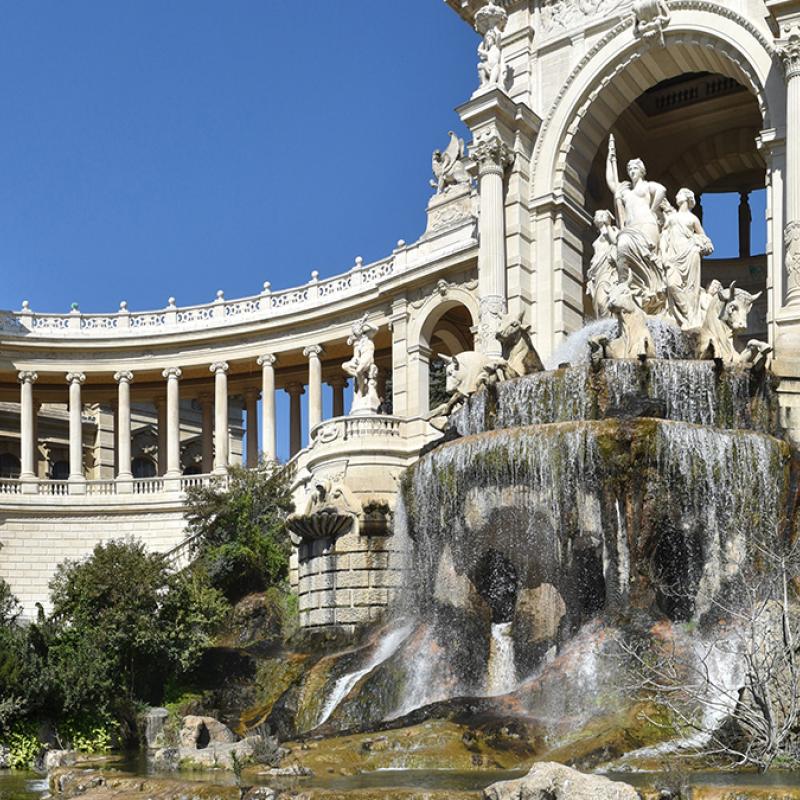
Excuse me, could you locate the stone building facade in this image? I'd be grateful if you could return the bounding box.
[1,0,799,630]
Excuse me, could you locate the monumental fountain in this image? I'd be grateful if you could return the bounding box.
[247,138,798,793]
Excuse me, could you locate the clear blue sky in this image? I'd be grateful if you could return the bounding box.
[0,1,477,313]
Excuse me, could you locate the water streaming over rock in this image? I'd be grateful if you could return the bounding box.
[305,319,792,749]
[487,622,516,696]
[316,623,414,727]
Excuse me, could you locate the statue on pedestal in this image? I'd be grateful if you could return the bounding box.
[430,132,472,195]
[343,314,381,416]
[660,189,714,331]
[475,3,512,93]
[605,135,667,314]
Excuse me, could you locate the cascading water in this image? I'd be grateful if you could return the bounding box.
[316,623,414,726]
[487,622,516,696]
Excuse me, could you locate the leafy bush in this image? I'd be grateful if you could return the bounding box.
[185,463,294,602]
[1,721,42,769]
[56,713,119,754]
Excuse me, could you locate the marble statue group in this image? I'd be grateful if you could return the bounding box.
[587,135,770,366]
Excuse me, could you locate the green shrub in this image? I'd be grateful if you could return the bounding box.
[185,463,294,602]
[1,721,42,770]
[56,712,119,754]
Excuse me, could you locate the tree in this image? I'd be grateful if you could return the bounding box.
[620,536,800,772]
[48,538,228,712]
[184,462,294,601]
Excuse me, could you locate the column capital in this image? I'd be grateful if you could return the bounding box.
[285,381,305,397]
[778,24,800,80]
[66,372,86,385]
[327,376,348,389]
[114,370,134,384]
[162,367,183,380]
[18,371,38,385]
[257,353,277,367]
[470,132,515,176]
[210,361,229,375]
[303,344,324,359]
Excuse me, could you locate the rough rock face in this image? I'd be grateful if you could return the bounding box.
[483,762,638,800]
[179,715,238,749]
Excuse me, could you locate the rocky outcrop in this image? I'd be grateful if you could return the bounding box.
[179,715,238,749]
[483,762,639,800]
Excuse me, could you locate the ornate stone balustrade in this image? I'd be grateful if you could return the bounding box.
[0,473,219,497]
[310,415,403,446]
[1,254,397,338]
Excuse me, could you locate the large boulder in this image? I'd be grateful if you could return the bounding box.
[483,762,639,800]
[179,715,237,749]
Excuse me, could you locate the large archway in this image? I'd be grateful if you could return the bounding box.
[529,8,785,356]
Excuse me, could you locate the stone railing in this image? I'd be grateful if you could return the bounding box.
[310,415,403,447]
[0,254,397,338]
[0,473,221,498]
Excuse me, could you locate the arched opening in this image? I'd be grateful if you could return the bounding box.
[0,453,20,479]
[533,21,781,355]
[423,302,476,410]
[582,70,767,339]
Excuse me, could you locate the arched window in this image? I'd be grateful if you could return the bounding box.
[132,457,157,479]
[0,453,21,479]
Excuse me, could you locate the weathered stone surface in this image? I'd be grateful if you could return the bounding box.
[179,736,261,770]
[179,715,237,749]
[44,749,78,771]
[483,762,638,800]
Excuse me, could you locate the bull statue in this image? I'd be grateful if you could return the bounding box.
[493,311,545,379]
[427,350,506,429]
[589,281,654,362]
[695,281,771,368]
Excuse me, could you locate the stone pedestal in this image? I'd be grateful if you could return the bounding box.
[423,184,477,238]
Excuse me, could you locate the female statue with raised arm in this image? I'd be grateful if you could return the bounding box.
[605,135,667,314]
[659,188,714,331]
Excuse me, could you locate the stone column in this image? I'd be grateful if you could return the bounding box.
[199,394,214,473]
[244,388,259,468]
[472,134,514,356]
[303,345,324,436]
[408,344,432,417]
[114,371,134,491]
[329,377,347,418]
[285,382,305,457]
[739,191,752,259]
[162,367,182,481]
[257,354,277,462]
[66,372,86,490]
[210,362,229,473]
[156,398,167,476]
[32,401,41,479]
[18,371,38,492]
[781,24,800,304]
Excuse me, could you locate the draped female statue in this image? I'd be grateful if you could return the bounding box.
[660,188,714,331]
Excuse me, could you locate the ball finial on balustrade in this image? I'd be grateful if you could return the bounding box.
[310,270,319,282]
[216,290,224,300]
[119,300,128,311]
[167,297,176,308]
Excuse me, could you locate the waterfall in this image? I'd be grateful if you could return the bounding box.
[486,622,516,696]
[316,623,413,727]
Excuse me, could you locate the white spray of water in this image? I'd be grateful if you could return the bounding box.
[545,319,616,369]
[486,622,517,696]
[316,623,414,726]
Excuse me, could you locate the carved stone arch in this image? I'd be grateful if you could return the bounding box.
[409,287,480,351]
[532,4,782,201]
[663,128,766,194]
[528,4,784,355]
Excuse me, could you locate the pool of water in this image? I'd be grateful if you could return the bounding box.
[0,772,47,800]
